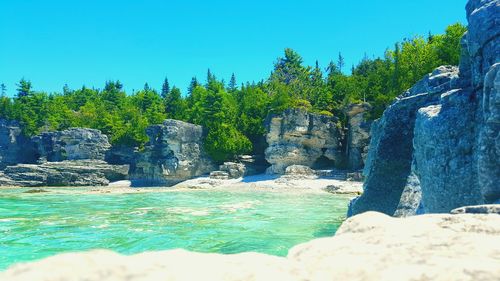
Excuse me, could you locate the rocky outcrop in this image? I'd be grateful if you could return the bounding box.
[0,119,36,168]
[349,67,457,216]
[32,128,111,162]
[237,155,269,176]
[0,160,128,187]
[344,103,372,170]
[219,162,246,178]
[3,212,500,281]
[264,108,343,174]
[130,119,216,186]
[0,127,129,187]
[349,0,499,216]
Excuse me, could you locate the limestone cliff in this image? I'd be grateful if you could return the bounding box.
[0,127,128,187]
[264,108,343,174]
[129,119,216,186]
[0,119,37,169]
[349,0,500,216]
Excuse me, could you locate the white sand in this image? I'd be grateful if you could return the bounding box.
[5,174,363,196]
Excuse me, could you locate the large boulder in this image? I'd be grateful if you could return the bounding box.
[344,103,372,170]
[129,119,216,186]
[0,119,36,169]
[264,108,343,174]
[3,212,499,281]
[33,128,111,162]
[350,0,500,216]
[0,160,128,187]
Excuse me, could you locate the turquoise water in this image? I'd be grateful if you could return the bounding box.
[0,188,350,271]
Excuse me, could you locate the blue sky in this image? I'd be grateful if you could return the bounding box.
[0,0,467,96]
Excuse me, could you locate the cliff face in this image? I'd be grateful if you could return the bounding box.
[264,109,343,174]
[350,0,500,216]
[32,128,111,162]
[0,126,128,187]
[129,119,216,186]
[345,103,372,170]
[0,119,37,169]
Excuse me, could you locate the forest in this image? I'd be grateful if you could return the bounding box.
[0,23,466,163]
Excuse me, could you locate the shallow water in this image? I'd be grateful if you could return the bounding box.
[0,188,350,270]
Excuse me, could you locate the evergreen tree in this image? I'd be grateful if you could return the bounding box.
[161,76,170,98]
[165,86,186,120]
[337,52,345,73]
[228,73,237,92]
[0,83,6,97]
[16,78,32,98]
[188,77,199,95]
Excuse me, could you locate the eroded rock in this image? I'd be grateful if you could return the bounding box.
[350,0,500,216]
[0,119,36,169]
[130,119,216,186]
[265,109,343,174]
[1,160,129,187]
[33,128,111,162]
[345,103,372,170]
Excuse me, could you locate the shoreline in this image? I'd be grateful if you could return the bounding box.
[0,174,364,196]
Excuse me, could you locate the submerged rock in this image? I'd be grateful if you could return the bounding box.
[3,212,499,281]
[130,119,216,186]
[264,108,343,174]
[23,188,49,194]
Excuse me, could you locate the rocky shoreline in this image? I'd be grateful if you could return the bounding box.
[0,0,498,279]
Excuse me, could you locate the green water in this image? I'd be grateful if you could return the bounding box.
[0,188,350,271]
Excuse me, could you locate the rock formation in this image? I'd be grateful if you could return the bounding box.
[130,119,216,186]
[344,103,372,170]
[0,160,128,187]
[32,128,111,162]
[349,0,499,216]
[0,119,36,169]
[0,127,128,187]
[3,212,499,281]
[264,108,343,174]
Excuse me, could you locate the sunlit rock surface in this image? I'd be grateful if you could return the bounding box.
[264,108,343,174]
[349,0,500,216]
[129,119,216,186]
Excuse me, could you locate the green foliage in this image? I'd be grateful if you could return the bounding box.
[204,123,252,163]
[0,23,466,162]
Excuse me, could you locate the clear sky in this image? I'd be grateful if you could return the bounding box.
[0,0,468,96]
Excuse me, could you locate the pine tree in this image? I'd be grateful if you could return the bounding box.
[0,84,6,97]
[188,77,199,95]
[161,77,170,98]
[337,52,345,73]
[228,73,237,92]
[206,69,216,86]
[16,78,32,98]
[143,83,150,91]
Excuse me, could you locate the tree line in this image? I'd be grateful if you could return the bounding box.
[0,23,466,163]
